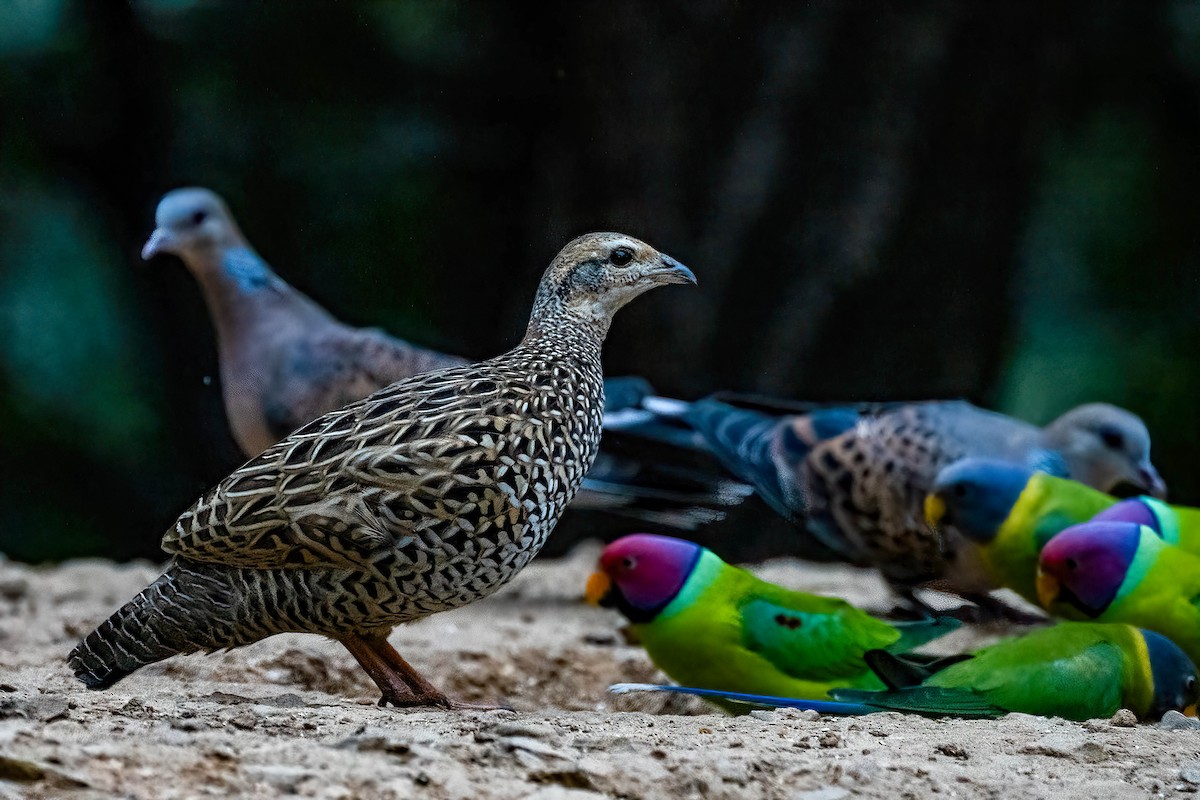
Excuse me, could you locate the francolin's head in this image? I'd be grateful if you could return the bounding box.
[529,233,695,334]
[142,188,243,265]
[1042,404,1166,499]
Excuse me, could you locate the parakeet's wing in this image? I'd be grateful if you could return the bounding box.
[738,592,901,681]
[927,637,1126,717]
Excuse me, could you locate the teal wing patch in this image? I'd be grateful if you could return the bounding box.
[740,598,894,682]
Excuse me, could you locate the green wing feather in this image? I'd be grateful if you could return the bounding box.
[738,589,903,682]
[927,633,1127,719]
[887,618,962,653]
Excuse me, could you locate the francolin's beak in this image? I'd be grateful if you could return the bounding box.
[652,254,697,286]
[141,228,172,260]
[1137,461,1168,500]
[1036,570,1060,609]
[924,493,947,528]
[585,571,614,607]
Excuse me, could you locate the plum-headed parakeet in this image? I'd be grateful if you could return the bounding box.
[1037,520,1200,665]
[926,459,1195,605]
[586,533,958,710]
[616,622,1199,723]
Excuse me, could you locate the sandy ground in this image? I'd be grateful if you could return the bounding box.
[2,545,1200,800]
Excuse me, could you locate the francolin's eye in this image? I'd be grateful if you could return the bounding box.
[191,210,208,226]
[610,247,634,267]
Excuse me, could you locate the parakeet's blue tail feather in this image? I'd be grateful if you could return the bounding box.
[607,683,880,715]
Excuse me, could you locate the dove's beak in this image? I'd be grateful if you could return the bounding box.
[1137,461,1167,500]
[651,254,697,286]
[141,228,173,260]
[1036,570,1060,609]
[585,571,614,607]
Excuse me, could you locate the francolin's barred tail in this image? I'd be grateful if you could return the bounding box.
[70,232,696,708]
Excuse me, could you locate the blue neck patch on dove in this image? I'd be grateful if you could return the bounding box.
[223,248,274,292]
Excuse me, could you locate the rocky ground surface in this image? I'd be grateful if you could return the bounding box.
[2,545,1200,799]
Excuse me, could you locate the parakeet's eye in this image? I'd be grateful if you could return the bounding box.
[610,247,634,267]
[952,484,968,498]
[191,210,208,226]
[1187,676,1197,693]
[622,556,637,570]
[1064,558,1077,571]
[1098,426,1125,450]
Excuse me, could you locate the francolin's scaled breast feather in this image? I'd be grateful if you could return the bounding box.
[69,232,695,708]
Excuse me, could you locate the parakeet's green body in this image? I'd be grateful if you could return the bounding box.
[628,550,954,707]
[1048,528,1200,666]
[835,623,1185,721]
[970,472,1116,603]
[954,473,1200,605]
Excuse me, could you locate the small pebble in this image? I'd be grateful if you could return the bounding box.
[1109,708,1138,728]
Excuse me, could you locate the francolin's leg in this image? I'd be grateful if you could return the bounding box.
[369,635,507,711]
[339,634,427,708]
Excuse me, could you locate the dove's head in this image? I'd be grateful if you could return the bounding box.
[142,188,242,263]
[586,534,705,624]
[527,233,695,336]
[1036,521,1146,616]
[925,459,1034,544]
[1042,404,1166,499]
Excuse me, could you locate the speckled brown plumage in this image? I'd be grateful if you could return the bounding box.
[680,397,1163,610]
[70,232,695,708]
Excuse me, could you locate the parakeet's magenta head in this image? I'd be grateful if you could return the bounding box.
[1091,498,1161,532]
[1142,628,1200,720]
[1036,521,1141,616]
[925,459,1034,543]
[586,534,703,623]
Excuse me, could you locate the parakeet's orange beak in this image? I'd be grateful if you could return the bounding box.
[585,571,613,606]
[1185,703,1197,718]
[1036,570,1060,609]
[924,494,947,528]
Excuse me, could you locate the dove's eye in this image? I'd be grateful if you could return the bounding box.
[610,247,634,267]
[1098,426,1125,451]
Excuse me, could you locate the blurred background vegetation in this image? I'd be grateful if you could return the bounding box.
[1,1,1198,562]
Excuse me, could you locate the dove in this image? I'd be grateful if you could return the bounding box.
[671,397,1164,614]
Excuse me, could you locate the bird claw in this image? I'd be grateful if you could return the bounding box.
[376,691,509,711]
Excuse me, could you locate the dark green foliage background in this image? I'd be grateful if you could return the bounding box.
[1,1,1198,562]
